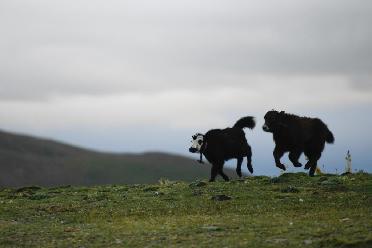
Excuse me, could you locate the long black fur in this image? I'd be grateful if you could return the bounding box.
[263,110,334,176]
[198,116,255,182]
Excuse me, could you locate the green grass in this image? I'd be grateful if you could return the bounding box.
[0,173,371,247]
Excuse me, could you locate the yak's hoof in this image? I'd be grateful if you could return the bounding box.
[304,162,311,170]
[247,165,254,174]
[309,167,316,177]
[293,162,303,168]
[236,170,242,177]
[209,179,215,182]
[276,163,286,171]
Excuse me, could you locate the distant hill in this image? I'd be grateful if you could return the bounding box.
[0,130,232,187]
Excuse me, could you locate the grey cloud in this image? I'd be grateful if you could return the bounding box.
[1,0,372,101]
[349,75,372,91]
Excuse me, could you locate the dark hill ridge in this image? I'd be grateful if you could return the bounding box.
[0,130,230,187]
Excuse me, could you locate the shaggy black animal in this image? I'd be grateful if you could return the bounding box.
[189,116,255,182]
[262,110,334,176]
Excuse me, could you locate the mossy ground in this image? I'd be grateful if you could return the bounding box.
[0,173,371,247]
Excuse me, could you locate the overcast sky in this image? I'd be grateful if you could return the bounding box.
[0,0,371,175]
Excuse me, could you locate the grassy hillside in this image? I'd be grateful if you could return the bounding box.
[0,130,227,187]
[0,173,371,247]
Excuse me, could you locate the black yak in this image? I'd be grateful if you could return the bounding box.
[262,110,334,176]
[189,116,255,182]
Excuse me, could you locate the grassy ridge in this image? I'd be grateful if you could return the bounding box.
[0,173,371,247]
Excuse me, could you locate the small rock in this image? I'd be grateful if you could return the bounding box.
[211,195,232,201]
[299,198,304,202]
[195,181,207,187]
[64,227,79,232]
[202,226,223,231]
[189,181,207,187]
[281,186,300,193]
[340,218,351,222]
[304,239,313,245]
[270,238,288,244]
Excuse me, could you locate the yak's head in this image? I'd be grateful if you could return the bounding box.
[263,110,287,132]
[189,133,204,153]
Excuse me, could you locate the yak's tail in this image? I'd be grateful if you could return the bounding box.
[325,128,335,144]
[314,118,335,144]
[233,116,256,130]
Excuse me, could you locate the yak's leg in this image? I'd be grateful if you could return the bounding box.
[304,149,312,170]
[309,164,317,177]
[219,166,230,182]
[236,157,243,177]
[209,165,219,182]
[274,146,286,171]
[246,145,253,174]
[304,152,313,170]
[304,143,324,171]
[289,149,303,167]
[307,153,322,177]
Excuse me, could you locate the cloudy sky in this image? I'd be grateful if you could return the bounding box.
[0,0,371,175]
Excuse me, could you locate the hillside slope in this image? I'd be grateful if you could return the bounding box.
[0,130,227,187]
[0,173,371,247]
